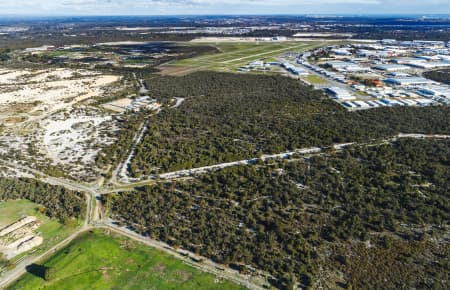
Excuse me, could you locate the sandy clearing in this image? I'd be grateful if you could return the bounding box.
[42,113,114,165]
[171,97,185,108]
[28,68,75,83]
[93,75,120,86]
[0,70,31,84]
[0,69,119,114]
[108,98,133,107]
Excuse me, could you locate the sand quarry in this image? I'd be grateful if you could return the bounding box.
[0,67,119,125]
[0,216,43,259]
[40,109,117,166]
[0,67,121,180]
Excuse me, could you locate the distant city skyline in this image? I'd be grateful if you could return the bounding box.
[1,0,450,16]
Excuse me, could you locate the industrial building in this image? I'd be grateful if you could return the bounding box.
[384,77,436,87]
[417,86,450,99]
[373,64,411,71]
[326,87,355,100]
[332,48,352,56]
[282,63,308,76]
[325,61,368,72]
[295,40,449,110]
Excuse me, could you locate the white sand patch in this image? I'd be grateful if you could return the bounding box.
[92,75,120,87]
[0,67,121,180]
[0,135,29,157]
[0,70,32,84]
[108,98,133,107]
[42,111,115,165]
[0,68,119,109]
[101,97,133,112]
[26,68,74,83]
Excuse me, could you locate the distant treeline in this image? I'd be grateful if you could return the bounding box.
[0,31,196,50]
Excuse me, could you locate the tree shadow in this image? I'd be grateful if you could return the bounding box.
[25,263,46,280]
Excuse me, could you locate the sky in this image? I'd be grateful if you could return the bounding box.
[1,0,450,16]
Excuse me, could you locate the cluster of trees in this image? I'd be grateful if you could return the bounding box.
[423,69,450,85]
[107,72,450,176]
[1,27,196,50]
[333,237,449,290]
[0,178,86,222]
[0,48,10,62]
[0,252,11,269]
[105,138,449,289]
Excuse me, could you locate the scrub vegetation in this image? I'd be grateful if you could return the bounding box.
[105,138,450,289]
[97,72,450,176]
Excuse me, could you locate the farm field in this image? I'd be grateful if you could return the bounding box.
[9,230,246,290]
[159,41,326,75]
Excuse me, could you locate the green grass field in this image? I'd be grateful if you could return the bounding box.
[304,74,328,84]
[9,230,246,290]
[161,41,327,75]
[0,200,81,261]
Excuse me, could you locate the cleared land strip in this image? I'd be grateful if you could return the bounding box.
[396,133,450,139]
[116,133,450,186]
[113,120,148,184]
[159,147,322,180]
[159,133,450,180]
[206,44,297,63]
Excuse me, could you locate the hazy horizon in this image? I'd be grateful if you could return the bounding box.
[1,0,450,16]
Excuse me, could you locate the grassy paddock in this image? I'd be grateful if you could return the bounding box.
[9,230,246,290]
[304,74,328,84]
